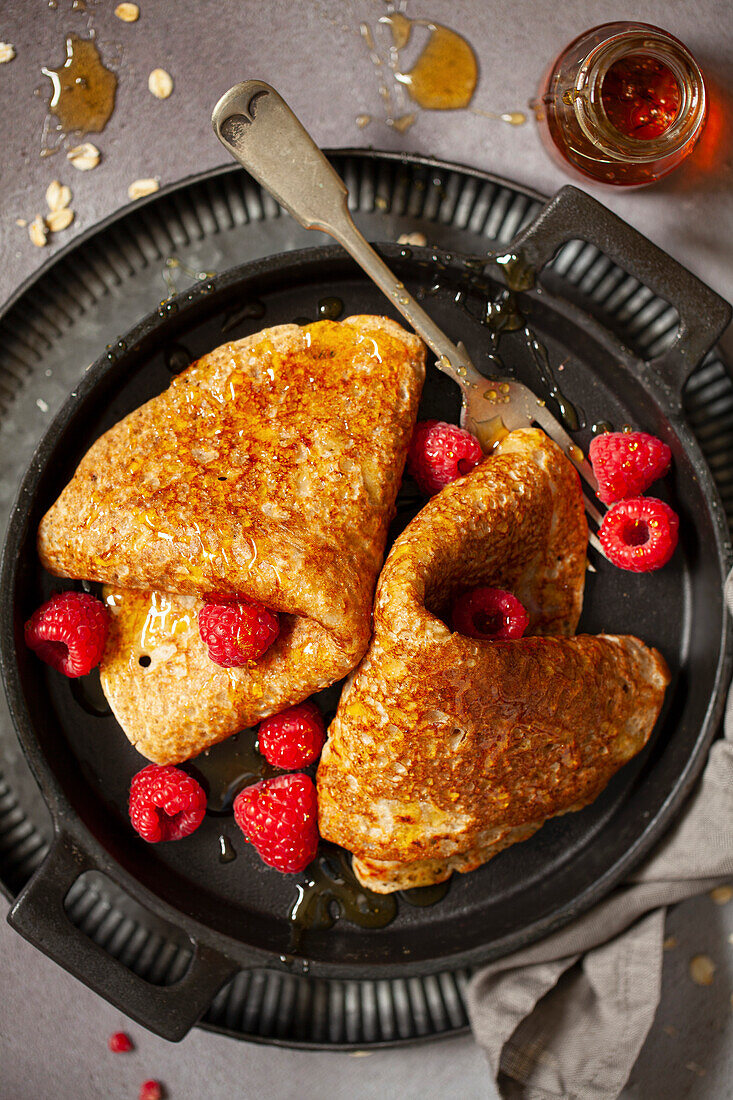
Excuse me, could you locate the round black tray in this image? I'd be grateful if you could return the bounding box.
[0,152,731,1048]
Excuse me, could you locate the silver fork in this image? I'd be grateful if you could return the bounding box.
[211,81,603,538]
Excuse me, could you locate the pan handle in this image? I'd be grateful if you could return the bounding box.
[508,185,732,398]
[8,831,238,1042]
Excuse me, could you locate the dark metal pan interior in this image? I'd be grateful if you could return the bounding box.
[2,242,729,982]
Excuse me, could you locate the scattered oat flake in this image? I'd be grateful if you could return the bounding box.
[0,42,15,64]
[374,196,388,210]
[68,143,100,171]
[46,208,74,232]
[663,935,678,951]
[29,215,48,248]
[689,954,715,986]
[16,218,27,227]
[46,180,72,212]
[115,2,139,21]
[397,232,427,247]
[685,1062,706,1077]
[709,885,733,905]
[148,68,173,99]
[36,398,49,413]
[128,178,159,200]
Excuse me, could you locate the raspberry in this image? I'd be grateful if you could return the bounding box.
[599,497,679,572]
[139,1082,163,1100]
[407,419,483,496]
[258,701,326,769]
[24,590,109,678]
[198,598,279,667]
[451,587,529,640]
[108,1031,133,1053]
[129,764,206,843]
[589,430,671,504]
[234,773,319,873]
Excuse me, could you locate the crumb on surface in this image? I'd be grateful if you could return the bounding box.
[689,954,715,986]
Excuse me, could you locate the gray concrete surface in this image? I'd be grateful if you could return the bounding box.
[0,1,731,1097]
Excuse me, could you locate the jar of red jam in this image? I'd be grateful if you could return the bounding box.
[537,22,707,185]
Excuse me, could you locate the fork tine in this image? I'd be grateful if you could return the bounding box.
[582,492,604,527]
[529,402,599,494]
[588,530,606,558]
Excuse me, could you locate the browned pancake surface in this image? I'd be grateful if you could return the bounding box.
[39,316,425,652]
[41,316,425,763]
[317,429,670,892]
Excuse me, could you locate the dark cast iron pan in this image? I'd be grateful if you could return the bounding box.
[1,185,731,1041]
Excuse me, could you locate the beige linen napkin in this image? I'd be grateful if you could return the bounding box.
[467,576,733,1100]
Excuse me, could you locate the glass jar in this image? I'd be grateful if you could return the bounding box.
[537,22,707,186]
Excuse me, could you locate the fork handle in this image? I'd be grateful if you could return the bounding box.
[509,185,731,397]
[211,81,481,387]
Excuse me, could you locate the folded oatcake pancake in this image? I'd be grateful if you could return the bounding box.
[100,588,353,763]
[39,316,425,762]
[317,429,670,892]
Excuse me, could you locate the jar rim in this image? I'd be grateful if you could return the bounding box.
[572,28,707,163]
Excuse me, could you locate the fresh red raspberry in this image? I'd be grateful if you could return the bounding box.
[139,1082,163,1100]
[589,430,671,504]
[129,765,206,843]
[599,497,679,572]
[234,773,318,873]
[407,419,483,496]
[258,701,326,769]
[108,1031,134,1053]
[198,598,279,667]
[451,587,529,640]
[24,591,109,678]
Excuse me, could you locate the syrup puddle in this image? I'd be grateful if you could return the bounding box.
[356,6,525,132]
[40,33,117,155]
[188,729,283,815]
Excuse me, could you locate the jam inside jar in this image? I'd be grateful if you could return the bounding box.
[537,22,707,186]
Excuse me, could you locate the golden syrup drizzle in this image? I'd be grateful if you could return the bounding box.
[42,34,117,136]
[139,590,193,651]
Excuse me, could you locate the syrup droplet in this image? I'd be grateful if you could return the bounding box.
[42,34,117,136]
[592,420,614,435]
[317,296,344,321]
[471,107,527,126]
[218,834,237,863]
[164,344,191,374]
